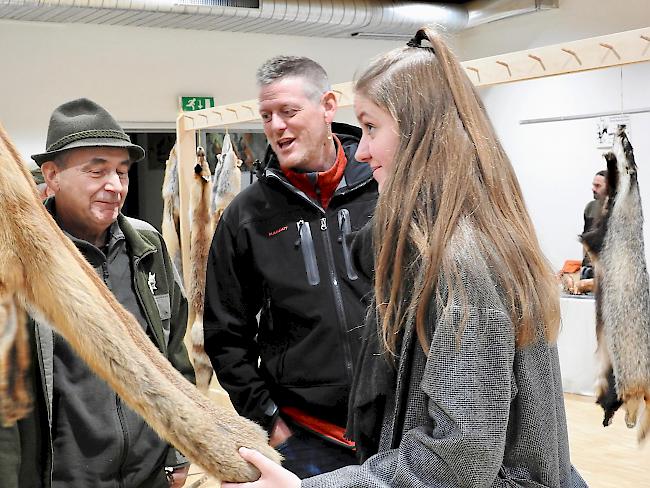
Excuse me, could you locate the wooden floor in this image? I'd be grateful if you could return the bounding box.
[185,393,650,487]
[563,394,649,487]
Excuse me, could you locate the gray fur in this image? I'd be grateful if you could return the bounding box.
[210,134,242,228]
[591,127,650,440]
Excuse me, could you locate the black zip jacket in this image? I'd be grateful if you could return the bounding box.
[204,123,378,433]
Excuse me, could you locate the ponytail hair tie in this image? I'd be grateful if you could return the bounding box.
[406,29,428,48]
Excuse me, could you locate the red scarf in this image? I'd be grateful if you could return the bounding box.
[282,135,347,209]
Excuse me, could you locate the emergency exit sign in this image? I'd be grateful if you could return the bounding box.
[180,97,215,112]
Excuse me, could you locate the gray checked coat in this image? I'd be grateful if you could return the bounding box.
[303,220,588,488]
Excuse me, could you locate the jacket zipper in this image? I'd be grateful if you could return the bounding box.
[296,220,320,286]
[102,261,128,488]
[116,395,129,488]
[337,209,358,281]
[320,217,354,381]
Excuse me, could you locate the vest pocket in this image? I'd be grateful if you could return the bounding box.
[154,293,171,347]
[154,293,171,320]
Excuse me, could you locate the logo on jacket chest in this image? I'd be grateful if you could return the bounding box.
[148,272,157,294]
[267,225,288,238]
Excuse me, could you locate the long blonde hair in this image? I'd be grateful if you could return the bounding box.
[355,28,559,355]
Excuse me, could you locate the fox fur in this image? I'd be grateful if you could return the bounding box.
[0,286,31,425]
[188,147,215,393]
[0,124,281,481]
[581,126,650,442]
[211,133,242,229]
[162,144,183,282]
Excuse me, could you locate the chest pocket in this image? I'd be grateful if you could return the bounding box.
[154,293,171,347]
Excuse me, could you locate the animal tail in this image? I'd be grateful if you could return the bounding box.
[190,313,214,394]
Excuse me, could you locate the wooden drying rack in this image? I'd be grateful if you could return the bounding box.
[175,26,650,289]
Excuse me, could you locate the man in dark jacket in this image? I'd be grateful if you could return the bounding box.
[203,56,378,478]
[581,169,608,276]
[0,98,194,488]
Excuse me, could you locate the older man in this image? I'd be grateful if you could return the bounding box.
[204,56,378,478]
[0,98,194,488]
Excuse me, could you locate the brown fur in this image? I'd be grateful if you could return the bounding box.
[0,291,31,425]
[162,145,183,281]
[0,124,281,481]
[189,147,215,393]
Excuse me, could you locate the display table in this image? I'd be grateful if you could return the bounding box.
[556,295,599,396]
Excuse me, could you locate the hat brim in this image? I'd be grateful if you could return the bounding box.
[31,137,145,166]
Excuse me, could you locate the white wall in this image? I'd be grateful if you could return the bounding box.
[0,19,400,165]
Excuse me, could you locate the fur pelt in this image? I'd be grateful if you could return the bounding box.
[0,124,281,480]
[211,133,242,229]
[189,147,215,393]
[162,144,183,282]
[581,126,650,442]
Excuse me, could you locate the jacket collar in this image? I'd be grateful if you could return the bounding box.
[261,122,374,192]
[43,197,156,260]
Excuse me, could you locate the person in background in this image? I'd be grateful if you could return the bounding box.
[581,169,608,278]
[221,28,587,488]
[0,98,194,488]
[203,56,378,478]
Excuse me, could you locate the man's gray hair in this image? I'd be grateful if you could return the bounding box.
[256,56,331,102]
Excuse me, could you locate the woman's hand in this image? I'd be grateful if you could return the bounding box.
[221,447,300,488]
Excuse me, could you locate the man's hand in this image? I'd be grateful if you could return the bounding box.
[166,465,190,488]
[221,447,300,488]
[269,417,292,448]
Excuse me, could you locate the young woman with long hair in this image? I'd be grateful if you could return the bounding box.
[222,28,587,488]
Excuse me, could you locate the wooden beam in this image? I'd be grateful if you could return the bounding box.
[175,113,196,292]
[461,27,650,87]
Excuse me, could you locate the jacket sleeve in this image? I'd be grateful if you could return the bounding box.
[303,306,518,488]
[203,217,278,432]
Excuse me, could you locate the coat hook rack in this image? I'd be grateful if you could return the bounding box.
[528,54,546,71]
[241,105,256,117]
[560,48,582,65]
[599,42,621,60]
[466,66,481,82]
[496,60,512,77]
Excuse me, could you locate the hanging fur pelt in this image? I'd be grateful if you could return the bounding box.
[162,144,183,282]
[188,147,215,393]
[581,126,650,442]
[211,132,242,229]
[0,123,281,481]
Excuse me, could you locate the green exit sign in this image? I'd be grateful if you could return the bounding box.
[180,96,215,112]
